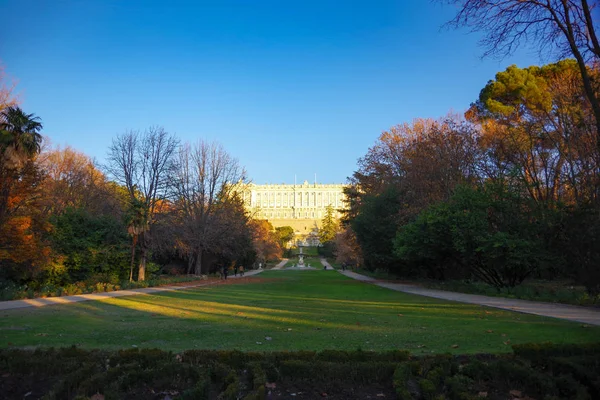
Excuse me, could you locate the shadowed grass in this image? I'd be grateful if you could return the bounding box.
[0,270,598,353]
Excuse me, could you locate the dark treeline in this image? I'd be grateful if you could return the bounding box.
[342,59,600,294]
[0,100,284,295]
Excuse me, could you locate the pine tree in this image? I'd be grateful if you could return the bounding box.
[319,205,339,244]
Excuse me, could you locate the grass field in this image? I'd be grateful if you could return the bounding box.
[1,270,598,353]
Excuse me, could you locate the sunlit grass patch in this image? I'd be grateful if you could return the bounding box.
[1,270,597,353]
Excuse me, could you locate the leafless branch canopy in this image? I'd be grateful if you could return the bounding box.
[106,126,179,215]
[441,0,600,141]
[170,140,248,274]
[442,0,600,62]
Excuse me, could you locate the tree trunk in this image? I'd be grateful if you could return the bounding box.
[138,232,147,281]
[187,255,194,274]
[557,4,600,150]
[195,248,203,275]
[129,235,137,282]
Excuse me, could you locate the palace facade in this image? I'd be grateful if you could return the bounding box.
[243,181,347,234]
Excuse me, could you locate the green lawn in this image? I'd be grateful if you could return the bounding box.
[1,270,598,353]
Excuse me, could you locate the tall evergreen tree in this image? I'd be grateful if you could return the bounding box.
[319,205,339,244]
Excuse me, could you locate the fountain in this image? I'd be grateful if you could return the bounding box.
[286,243,314,269]
[297,246,305,267]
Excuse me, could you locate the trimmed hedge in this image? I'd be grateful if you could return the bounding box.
[0,344,598,399]
[0,275,209,301]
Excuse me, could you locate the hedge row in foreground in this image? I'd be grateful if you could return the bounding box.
[0,344,599,399]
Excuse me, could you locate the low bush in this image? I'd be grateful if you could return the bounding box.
[0,344,598,399]
[0,275,208,301]
[0,281,26,300]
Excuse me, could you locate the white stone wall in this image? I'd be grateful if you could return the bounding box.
[243,181,347,221]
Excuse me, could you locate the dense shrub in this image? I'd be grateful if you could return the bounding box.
[50,207,130,284]
[1,345,598,399]
[351,186,403,271]
[395,183,549,288]
[0,275,206,301]
[552,207,600,296]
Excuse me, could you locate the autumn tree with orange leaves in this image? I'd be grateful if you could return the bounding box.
[250,219,282,266]
[467,60,600,206]
[346,58,600,293]
[0,104,50,281]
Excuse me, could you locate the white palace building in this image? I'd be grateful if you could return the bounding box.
[243,180,347,235]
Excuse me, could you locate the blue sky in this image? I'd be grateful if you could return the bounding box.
[1,0,540,184]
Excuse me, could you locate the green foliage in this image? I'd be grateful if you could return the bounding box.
[50,207,130,284]
[318,205,339,243]
[351,186,402,271]
[475,60,580,120]
[391,345,600,400]
[512,342,600,360]
[393,201,459,280]
[552,207,600,295]
[3,346,598,400]
[346,59,599,294]
[478,64,553,117]
[394,183,546,288]
[0,275,205,300]
[0,280,26,300]
[274,225,294,248]
[317,240,335,257]
[394,182,600,295]
[0,106,43,160]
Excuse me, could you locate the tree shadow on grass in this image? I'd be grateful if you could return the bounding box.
[3,271,599,353]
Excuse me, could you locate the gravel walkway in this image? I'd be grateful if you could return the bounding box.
[336,268,600,326]
[271,259,289,270]
[0,270,264,311]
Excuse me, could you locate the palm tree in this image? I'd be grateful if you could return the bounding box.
[0,106,43,226]
[0,106,43,169]
[126,197,150,282]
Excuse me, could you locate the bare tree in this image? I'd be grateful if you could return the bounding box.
[441,0,600,141]
[106,127,178,281]
[0,65,18,111]
[171,141,247,275]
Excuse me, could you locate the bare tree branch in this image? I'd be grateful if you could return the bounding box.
[105,127,178,280]
[440,0,600,146]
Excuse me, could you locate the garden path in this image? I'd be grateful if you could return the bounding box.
[328,262,600,326]
[271,259,289,270]
[0,269,264,311]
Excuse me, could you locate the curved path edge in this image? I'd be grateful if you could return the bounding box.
[332,266,600,326]
[0,269,264,311]
[271,259,289,270]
